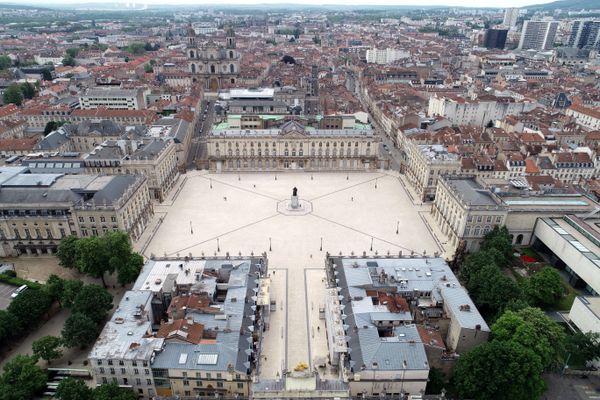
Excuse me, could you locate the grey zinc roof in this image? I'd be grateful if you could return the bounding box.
[89,290,164,361]
[35,129,69,151]
[130,140,168,160]
[441,286,489,331]
[446,178,498,206]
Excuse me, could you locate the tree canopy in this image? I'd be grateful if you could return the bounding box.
[7,287,52,331]
[453,340,545,400]
[0,355,47,400]
[72,284,113,324]
[62,312,98,348]
[0,55,11,70]
[525,267,564,307]
[92,382,137,400]
[57,231,143,287]
[56,378,93,400]
[32,335,63,364]
[2,83,23,106]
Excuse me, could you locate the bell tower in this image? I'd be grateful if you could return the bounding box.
[226,27,236,49]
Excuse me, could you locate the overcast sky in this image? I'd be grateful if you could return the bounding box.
[19,0,555,8]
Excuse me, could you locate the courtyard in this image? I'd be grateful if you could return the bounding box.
[137,170,447,379]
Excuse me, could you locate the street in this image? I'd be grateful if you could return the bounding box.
[186,100,215,169]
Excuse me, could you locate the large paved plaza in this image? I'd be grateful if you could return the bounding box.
[137,170,446,379]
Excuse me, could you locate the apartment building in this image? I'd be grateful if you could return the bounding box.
[148,117,193,168]
[404,143,461,202]
[90,257,269,399]
[79,87,148,110]
[503,8,519,28]
[0,167,152,257]
[518,20,559,50]
[427,95,538,127]
[83,139,179,202]
[568,20,600,50]
[325,256,489,397]
[566,105,600,131]
[365,48,410,64]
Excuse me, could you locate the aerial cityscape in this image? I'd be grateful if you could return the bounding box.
[0,0,599,399]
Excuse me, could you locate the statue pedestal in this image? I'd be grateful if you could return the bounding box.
[291,195,299,209]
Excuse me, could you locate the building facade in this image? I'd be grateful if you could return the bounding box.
[206,120,380,172]
[0,167,152,257]
[568,20,600,50]
[186,27,240,92]
[518,20,559,50]
[79,88,148,110]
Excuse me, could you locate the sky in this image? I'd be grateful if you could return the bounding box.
[15,0,556,8]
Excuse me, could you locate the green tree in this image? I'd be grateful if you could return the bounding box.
[117,253,144,286]
[55,378,94,400]
[93,382,137,400]
[62,313,98,348]
[41,69,53,81]
[32,335,63,364]
[125,43,145,55]
[0,310,20,342]
[62,55,76,67]
[425,367,445,394]
[57,235,79,269]
[76,236,110,287]
[7,288,52,330]
[479,226,513,265]
[0,55,11,70]
[61,279,84,308]
[65,48,80,58]
[459,247,503,283]
[0,355,47,400]
[526,267,564,307]
[567,331,600,366]
[72,284,113,324]
[45,274,64,306]
[144,63,153,73]
[492,307,566,369]
[104,231,132,275]
[464,263,524,318]
[2,83,23,106]
[453,340,545,400]
[19,82,35,99]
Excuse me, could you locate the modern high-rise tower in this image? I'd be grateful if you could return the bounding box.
[518,20,559,50]
[503,8,519,28]
[568,20,600,50]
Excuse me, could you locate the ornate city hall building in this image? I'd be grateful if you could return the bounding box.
[186,26,240,92]
[206,120,380,172]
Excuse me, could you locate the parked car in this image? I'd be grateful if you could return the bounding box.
[11,284,27,298]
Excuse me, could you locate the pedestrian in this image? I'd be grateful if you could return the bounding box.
[351,197,354,201]
[317,326,320,332]
[224,196,227,201]
[253,184,256,188]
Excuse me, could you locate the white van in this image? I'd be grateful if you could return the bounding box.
[11,285,27,298]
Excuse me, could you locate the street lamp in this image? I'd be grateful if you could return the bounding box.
[396,221,399,235]
[370,237,373,251]
[190,221,193,235]
[269,237,272,252]
[320,237,323,251]
[375,178,378,189]
[216,237,220,252]
[210,178,212,189]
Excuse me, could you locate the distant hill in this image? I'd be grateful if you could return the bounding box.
[527,0,600,11]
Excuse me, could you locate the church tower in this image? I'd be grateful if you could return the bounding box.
[226,27,236,49]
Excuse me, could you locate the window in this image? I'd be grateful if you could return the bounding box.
[183,380,190,386]
[102,377,108,384]
[89,216,95,223]
[206,373,211,379]
[495,216,502,223]
[110,368,115,375]
[111,216,117,222]
[97,360,103,366]
[237,382,244,389]
[147,379,152,385]
[216,373,222,379]
[100,216,106,222]
[486,216,492,223]
[134,368,139,375]
[476,216,482,223]
[108,360,113,366]
[79,217,84,222]
[217,382,224,388]
[99,367,105,374]
[119,360,124,366]
[145,369,150,375]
